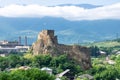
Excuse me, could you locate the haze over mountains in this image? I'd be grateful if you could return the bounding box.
[0,4,120,45]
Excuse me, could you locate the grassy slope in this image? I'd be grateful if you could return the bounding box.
[88,41,120,47]
[82,40,120,52]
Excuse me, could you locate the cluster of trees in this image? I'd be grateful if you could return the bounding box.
[90,46,100,57]
[0,54,29,71]
[0,68,55,80]
[80,43,120,80]
[0,53,82,79]
[89,38,120,57]
[85,55,120,80]
[1,49,120,80]
[114,38,120,42]
[90,46,115,57]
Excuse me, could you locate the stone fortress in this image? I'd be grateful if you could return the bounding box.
[32,30,91,70]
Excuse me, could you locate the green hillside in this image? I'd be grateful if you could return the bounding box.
[87,40,120,48]
[82,38,120,48]
[82,39,120,56]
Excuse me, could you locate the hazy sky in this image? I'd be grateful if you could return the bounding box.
[0,0,120,6]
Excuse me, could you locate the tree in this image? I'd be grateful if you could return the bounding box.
[0,57,9,71]
[0,72,10,80]
[90,46,100,57]
[0,68,55,80]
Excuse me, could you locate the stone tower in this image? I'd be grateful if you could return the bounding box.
[32,30,91,70]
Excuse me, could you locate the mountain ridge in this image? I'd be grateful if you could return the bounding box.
[0,17,120,44]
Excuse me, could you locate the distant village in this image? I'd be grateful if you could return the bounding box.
[0,36,30,57]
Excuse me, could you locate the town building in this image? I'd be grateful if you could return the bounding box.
[0,36,30,56]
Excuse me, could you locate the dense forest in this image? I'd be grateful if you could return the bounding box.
[0,51,120,80]
[0,53,82,80]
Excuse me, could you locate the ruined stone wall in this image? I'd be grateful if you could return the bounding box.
[55,45,91,69]
[32,30,92,70]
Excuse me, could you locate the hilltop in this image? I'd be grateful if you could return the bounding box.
[32,30,92,70]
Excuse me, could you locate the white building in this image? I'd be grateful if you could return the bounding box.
[41,67,52,75]
[0,46,30,53]
[0,54,6,57]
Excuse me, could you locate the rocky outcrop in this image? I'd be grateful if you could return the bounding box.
[32,30,91,70]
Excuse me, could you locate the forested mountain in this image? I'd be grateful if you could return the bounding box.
[0,17,120,44]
